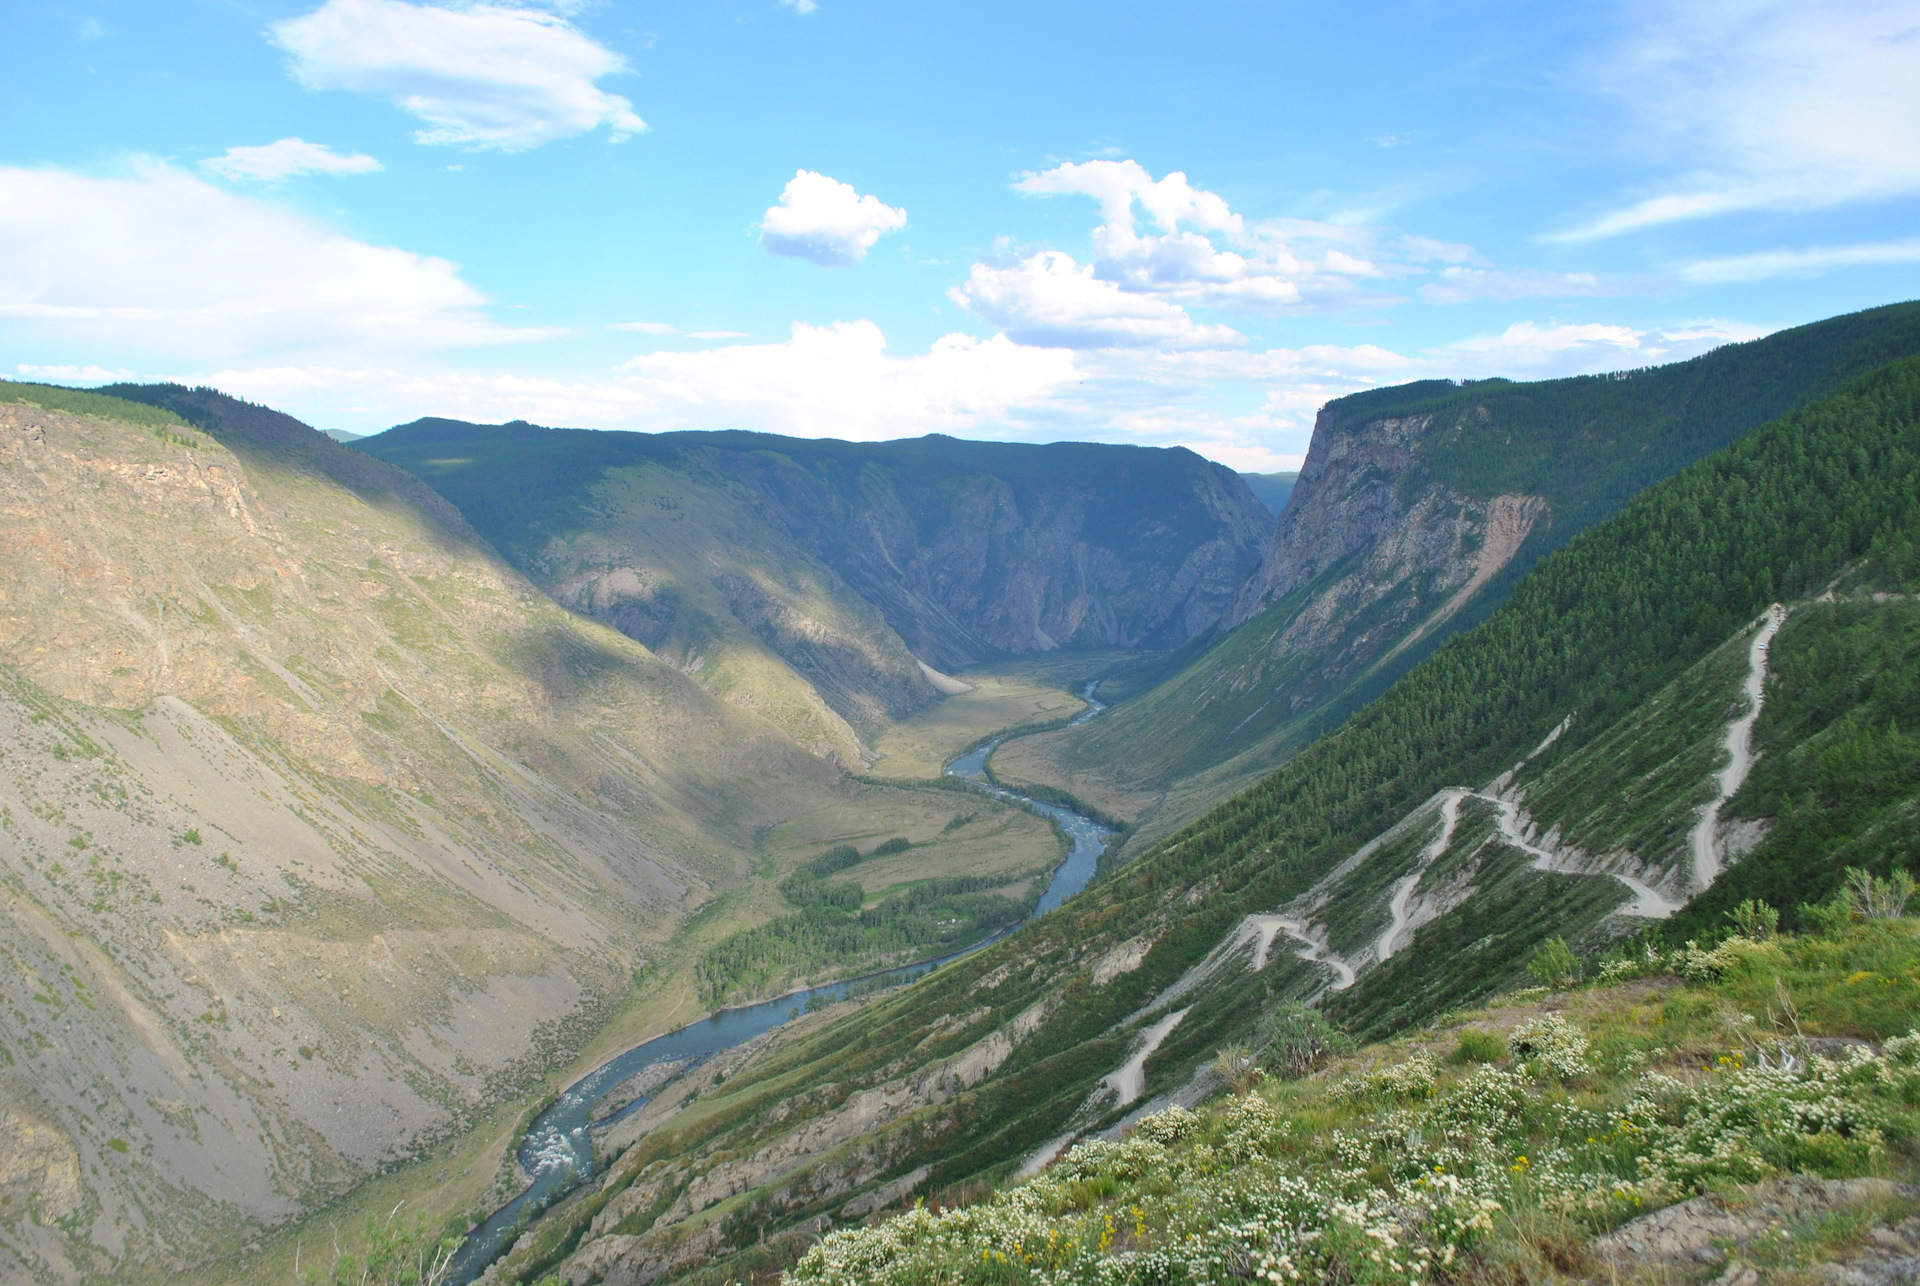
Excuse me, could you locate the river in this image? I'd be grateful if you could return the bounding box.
[445,681,1112,1284]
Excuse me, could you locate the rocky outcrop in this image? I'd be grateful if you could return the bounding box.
[1227,407,1548,657]
[680,439,1273,668]
[1595,1176,1920,1276]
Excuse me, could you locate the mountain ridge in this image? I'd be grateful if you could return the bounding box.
[995,300,1920,856]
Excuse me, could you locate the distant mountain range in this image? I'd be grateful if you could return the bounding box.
[1236,470,1297,519]
[353,420,1270,768]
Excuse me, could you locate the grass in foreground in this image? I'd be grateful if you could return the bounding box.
[789,917,1920,1286]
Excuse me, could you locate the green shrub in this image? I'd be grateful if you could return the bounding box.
[1450,1028,1508,1064]
[1728,899,1781,940]
[1259,1002,1352,1079]
[1844,867,1916,920]
[1527,936,1582,989]
[871,836,912,856]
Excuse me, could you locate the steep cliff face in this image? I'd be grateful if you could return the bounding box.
[713,437,1271,666]
[995,402,1558,833]
[1225,407,1549,681]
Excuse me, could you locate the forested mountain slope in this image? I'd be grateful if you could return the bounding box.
[0,382,862,1282]
[354,422,1271,699]
[500,352,1920,1286]
[998,300,1920,851]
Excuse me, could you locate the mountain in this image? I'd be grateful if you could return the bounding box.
[995,300,1920,850]
[354,422,1273,690]
[0,381,872,1281]
[1236,470,1297,519]
[491,350,1920,1286]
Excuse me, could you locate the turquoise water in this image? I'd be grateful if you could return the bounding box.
[445,681,1112,1283]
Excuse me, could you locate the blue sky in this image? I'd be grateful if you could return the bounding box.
[5,0,1919,468]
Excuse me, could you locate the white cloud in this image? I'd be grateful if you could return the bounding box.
[779,0,820,13]
[1430,318,1769,378]
[613,320,1077,437]
[1680,237,1920,282]
[950,250,1243,349]
[1563,0,1920,237]
[191,320,1080,442]
[201,137,383,182]
[1417,266,1626,304]
[759,171,906,267]
[608,322,750,338]
[270,0,645,151]
[136,311,1769,478]
[16,363,136,384]
[1011,159,1399,314]
[0,162,549,362]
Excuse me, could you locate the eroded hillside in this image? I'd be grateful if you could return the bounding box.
[0,386,856,1281]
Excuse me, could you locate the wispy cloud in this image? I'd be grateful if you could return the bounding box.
[608,321,751,338]
[201,138,382,182]
[0,162,551,361]
[270,0,645,151]
[16,363,135,384]
[759,171,906,267]
[1418,266,1654,304]
[1561,0,1920,238]
[1430,318,1768,376]
[1679,237,1920,282]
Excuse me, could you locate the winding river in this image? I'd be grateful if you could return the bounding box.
[446,681,1113,1284]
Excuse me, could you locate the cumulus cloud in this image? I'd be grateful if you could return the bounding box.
[950,250,1242,349]
[759,171,906,267]
[1680,237,1920,282]
[270,0,645,151]
[1012,159,1397,313]
[0,162,547,361]
[201,137,383,182]
[1562,0,1920,237]
[779,0,820,12]
[139,310,1767,482]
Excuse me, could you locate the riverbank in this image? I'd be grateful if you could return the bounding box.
[442,681,1120,1285]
